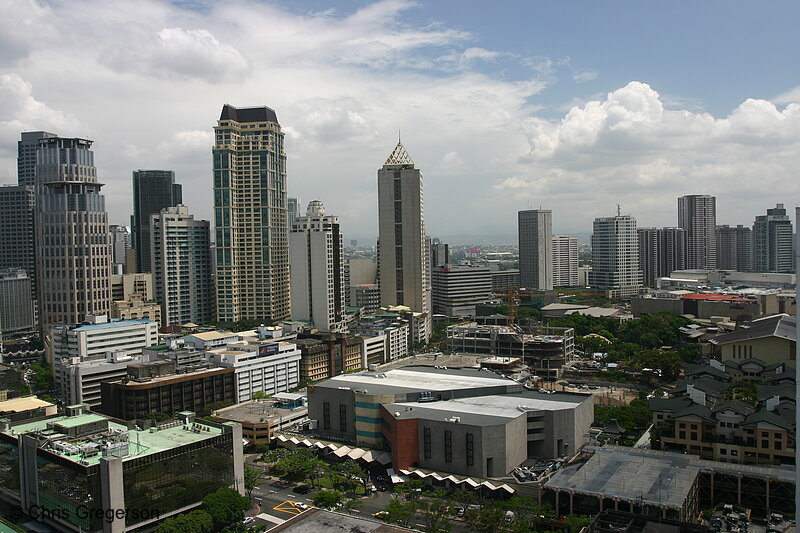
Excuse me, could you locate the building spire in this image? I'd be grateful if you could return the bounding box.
[384,140,414,166]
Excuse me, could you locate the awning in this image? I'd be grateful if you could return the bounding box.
[347,448,367,460]
[314,441,327,449]
[333,446,353,458]
[276,435,289,442]
[300,439,313,447]
[375,452,392,465]
[498,484,515,494]
[360,450,378,462]
[326,444,338,451]
[289,437,300,445]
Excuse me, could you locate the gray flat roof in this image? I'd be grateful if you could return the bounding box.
[314,366,518,396]
[269,508,411,532]
[546,446,795,509]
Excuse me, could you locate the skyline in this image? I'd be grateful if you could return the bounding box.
[0,0,798,241]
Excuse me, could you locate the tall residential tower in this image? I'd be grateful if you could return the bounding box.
[289,200,345,332]
[678,194,716,270]
[589,213,642,298]
[753,204,793,273]
[213,105,290,322]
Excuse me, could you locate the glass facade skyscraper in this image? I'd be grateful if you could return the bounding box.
[131,170,182,274]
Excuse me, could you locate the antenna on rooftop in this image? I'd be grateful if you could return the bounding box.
[617,204,621,216]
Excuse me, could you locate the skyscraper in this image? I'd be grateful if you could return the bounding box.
[151,205,214,326]
[109,224,130,274]
[289,200,345,332]
[753,204,793,273]
[678,194,716,270]
[430,238,449,268]
[589,213,641,298]
[377,141,431,341]
[0,185,36,288]
[213,104,290,322]
[131,170,182,274]
[287,197,300,228]
[17,131,56,187]
[552,235,578,287]
[716,225,752,272]
[35,137,111,328]
[518,210,553,290]
[637,227,686,286]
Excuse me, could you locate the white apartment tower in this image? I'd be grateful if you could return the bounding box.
[377,141,431,341]
[289,200,346,332]
[151,205,215,327]
[589,213,642,298]
[678,194,716,270]
[552,235,578,287]
[519,210,553,290]
[213,105,290,322]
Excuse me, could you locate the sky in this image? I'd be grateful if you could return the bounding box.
[1,0,799,242]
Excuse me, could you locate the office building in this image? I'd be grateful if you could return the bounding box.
[350,283,380,313]
[753,203,793,273]
[35,137,111,328]
[431,265,492,316]
[384,391,593,477]
[213,104,290,322]
[110,294,162,326]
[0,185,36,298]
[110,272,153,302]
[101,364,236,420]
[678,194,716,269]
[0,269,35,336]
[289,200,345,332]
[376,141,431,341]
[287,196,300,227]
[207,339,301,402]
[294,333,363,383]
[519,210,553,290]
[109,224,130,273]
[716,225,752,272]
[131,170,182,274]
[0,406,243,533]
[348,258,378,284]
[552,235,578,287]
[151,205,214,327]
[637,227,659,288]
[17,131,56,187]
[589,213,642,298]
[213,396,308,447]
[491,269,520,291]
[430,238,449,267]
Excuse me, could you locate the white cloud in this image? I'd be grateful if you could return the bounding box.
[572,70,598,83]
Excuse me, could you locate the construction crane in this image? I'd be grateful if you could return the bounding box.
[496,285,541,326]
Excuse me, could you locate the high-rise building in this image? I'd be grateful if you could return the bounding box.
[589,213,641,298]
[678,194,716,270]
[151,205,214,327]
[131,170,182,274]
[753,204,793,273]
[35,137,111,328]
[287,197,300,228]
[0,269,35,338]
[552,235,578,287]
[377,141,431,341]
[716,225,752,272]
[109,224,130,274]
[289,200,346,332]
[518,210,553,290]
[0,185,36,295]
[17,131,56,187]
[637,228,659,288]
[430,238,449,268]
[658,227,687,278]
[213,104,290,322]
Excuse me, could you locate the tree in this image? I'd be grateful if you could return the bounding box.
[244,464,262,499]
[336,459,367,496]
[418,489,452,533]
[155,510,214,533]
[312,489,345,509]
[464,502,506,533]
[202,487,250,530]
[396,478,425,500]
[384,498,419,528]
[343,498,365,515]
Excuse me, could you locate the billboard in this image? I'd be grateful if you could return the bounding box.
[259,344,279,356]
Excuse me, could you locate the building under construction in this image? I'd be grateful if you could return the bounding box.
[446,322,574,379]
[544,446,794,521]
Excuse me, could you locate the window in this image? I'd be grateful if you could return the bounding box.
[466,433,474,466]
[444,430,452,463]
[775,441,782,450]
[323,402,330,430]
[423,427,431,460]
[762,440,769,448]
[339,404,347,432]
[691,432,698,441]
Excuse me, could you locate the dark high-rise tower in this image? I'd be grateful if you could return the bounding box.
[678,194,716,270]
[131,170,182,274]
[518,209,553,290]
[213,104,290,322]
[716,225,752,272]
[17,131,57,187]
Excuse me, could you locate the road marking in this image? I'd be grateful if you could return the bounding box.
[256,513,285,525]
[273,501,305,515]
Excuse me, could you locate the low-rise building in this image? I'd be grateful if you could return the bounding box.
[431,265,492,317]
[213,395,308,447]
[0,396,56,422]
[294,333,363,383]
[709,314,796,368]
[110,294,162,326]
[182,330,240,349]
[0,406,243,533]
[349,284,380,314]
[207,340,301,402]
[382,391,593,477]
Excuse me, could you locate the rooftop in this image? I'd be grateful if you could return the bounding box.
[56,318,155,332]
[0,396,55,413]
[546,446,795,509]
[187,330,237,341]
[219,104,279,124]
[709,314,796,345]
[268,508,411,532]
[1,412,228,467]
[215,401,307,424]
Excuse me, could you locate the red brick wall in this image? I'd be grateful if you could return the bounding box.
[381,406,419,470]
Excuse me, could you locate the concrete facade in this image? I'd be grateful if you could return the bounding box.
[519,210,553,291]
[589,214,642,298]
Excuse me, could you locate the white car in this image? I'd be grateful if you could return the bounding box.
[243,516,255,524]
